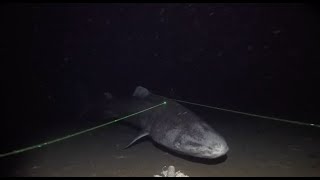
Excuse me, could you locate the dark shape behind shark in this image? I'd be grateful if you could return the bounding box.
[104,86,229,159]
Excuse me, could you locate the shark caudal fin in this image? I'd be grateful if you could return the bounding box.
[103,92,113,100]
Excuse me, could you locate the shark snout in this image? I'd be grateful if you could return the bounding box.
[213,143,229,156]
[203,140,229,159]
[193,141,229,159]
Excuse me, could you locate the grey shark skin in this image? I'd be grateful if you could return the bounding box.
[105,86,229,159]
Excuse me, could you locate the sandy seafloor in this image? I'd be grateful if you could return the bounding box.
[1,107,319,177]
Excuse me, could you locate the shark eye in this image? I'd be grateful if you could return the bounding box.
[174,142,181,148]
[186,142,201,147]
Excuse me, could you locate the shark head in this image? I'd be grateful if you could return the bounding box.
[163,120,229,159]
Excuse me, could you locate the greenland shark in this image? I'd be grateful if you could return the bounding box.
[103,86,229,159]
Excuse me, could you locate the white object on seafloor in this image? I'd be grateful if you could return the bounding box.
[154,165,189,177]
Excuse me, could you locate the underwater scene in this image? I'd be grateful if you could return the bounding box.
[1,3,320,177]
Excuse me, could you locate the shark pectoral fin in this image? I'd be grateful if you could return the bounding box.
[123,132,149,149]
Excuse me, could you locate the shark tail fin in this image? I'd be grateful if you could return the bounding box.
[104,92,113,100]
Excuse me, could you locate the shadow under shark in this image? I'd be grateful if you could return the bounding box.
[104,86,229,161]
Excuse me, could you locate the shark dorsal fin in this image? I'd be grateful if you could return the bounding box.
[132,86,150,98]
[123,131,149,149]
